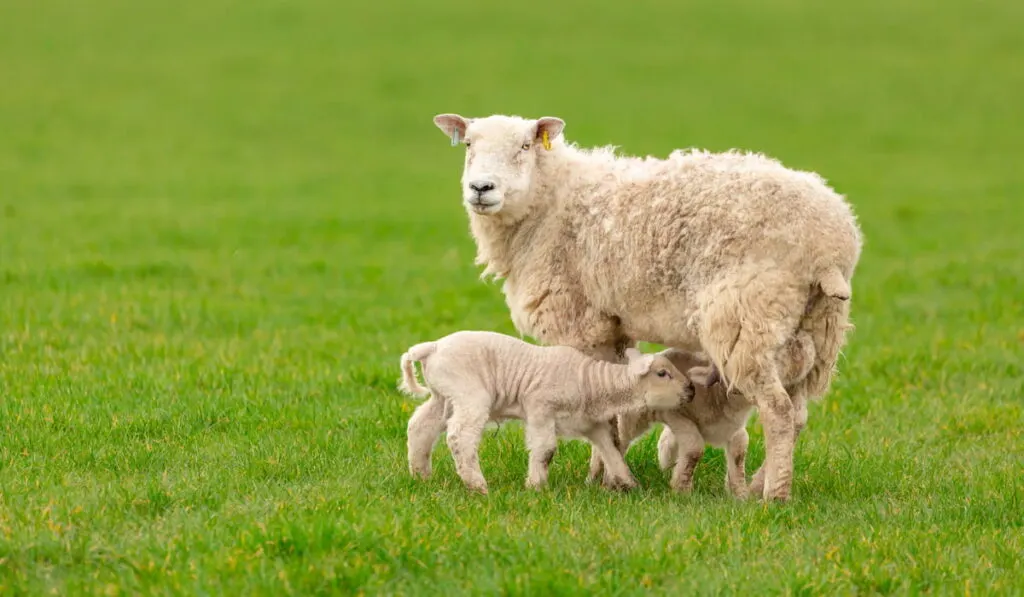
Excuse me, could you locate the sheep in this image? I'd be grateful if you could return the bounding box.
[617,331,817,498]
[431,113,862,501]
[398,330,694,494]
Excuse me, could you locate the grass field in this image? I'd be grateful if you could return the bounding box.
[2,0,1023,594]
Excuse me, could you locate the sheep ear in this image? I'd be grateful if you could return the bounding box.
[534,117,565,146]
[687,365,721,388]
[658,348,709,375]
[434,114,469,142]
[628,353,654,376]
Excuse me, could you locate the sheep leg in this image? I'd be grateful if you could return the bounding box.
[524,419,558,490]
[586,440,605,484]
[445,404,490,494]
[660,412,704,493]
[616,411,655,456]
[590,410,652,484]
[700,273,805,502]
[750,388,807,496]
[406,395,448,479]
[657,425,678,471]
[725,427,750,499]
[734,366,793,502]
[581,342,630,484]
[584,425,637,491]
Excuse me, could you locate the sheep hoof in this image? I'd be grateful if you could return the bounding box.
[465,481,489,495]
[409,466,432,480]
[602,477,637,492]
[671,483,694,494]
[525,480,546,491]
[760,480,790,503]
[748,470,765,496]
[729,485,750,500]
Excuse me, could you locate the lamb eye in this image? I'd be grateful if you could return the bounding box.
[521,142,531,150]
[465,141,472,148]
[656,370,669,378]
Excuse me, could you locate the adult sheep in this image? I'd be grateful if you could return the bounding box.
[431,113,862,501]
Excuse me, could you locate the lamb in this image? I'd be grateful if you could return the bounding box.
[431,113,862,501]
[618,331,817,498]
[398,330,694,494]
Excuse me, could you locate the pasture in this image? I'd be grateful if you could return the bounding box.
[1,0,1022,593]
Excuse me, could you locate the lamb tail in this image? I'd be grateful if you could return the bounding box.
[398,342,436,398]
[817,266,851,301]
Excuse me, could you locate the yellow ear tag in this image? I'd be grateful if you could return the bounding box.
[541,130,552,150]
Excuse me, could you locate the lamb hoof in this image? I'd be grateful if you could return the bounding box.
[602,477,637,492]
[728,485,750,500]
[525,479,546,491]
[464,479,489,495]
[670,482,694,494]
[760,479,790,503]
[409,466,432,480]
[749,469,765,496]
[761,489,789,503]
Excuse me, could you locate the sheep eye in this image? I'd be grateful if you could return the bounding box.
[465,141,472,148]
[656,370,669,378]
[521,142,531,150]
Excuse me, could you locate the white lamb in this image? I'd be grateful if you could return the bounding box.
[398,330,694,494]
[431,113,863,501]
[618,331,817,498]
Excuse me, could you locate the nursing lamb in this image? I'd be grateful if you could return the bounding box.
[399,330,693,494]
[619,331,816,498]
[431,113,862,501]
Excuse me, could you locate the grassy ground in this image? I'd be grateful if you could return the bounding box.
[2,0,1023,594]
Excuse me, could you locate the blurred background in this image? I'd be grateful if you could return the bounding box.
[1,0,1022,593]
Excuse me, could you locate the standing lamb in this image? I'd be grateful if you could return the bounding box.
[431,113,862,501]
[618,331,817,498]
[398,330,694,494]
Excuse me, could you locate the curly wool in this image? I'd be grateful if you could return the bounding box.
[437,114,863,500]
[464,120,860,392]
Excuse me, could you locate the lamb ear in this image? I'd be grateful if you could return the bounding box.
[434,114,469,142]
[623,347,643,361]
[534,117,565,145]
[687,365,721,388]
[628,353,654,376]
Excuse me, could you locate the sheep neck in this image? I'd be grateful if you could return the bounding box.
[577,358,641,419]
[469,212,535,281]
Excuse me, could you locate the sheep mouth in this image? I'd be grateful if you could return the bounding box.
[466,198,502,214]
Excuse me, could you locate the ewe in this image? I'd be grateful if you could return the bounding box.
[399,330,693,494]
[431,113,862,501]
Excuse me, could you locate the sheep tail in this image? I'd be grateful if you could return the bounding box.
[798,291,854,400]
[816,266,851,301]
[398,342,436,398]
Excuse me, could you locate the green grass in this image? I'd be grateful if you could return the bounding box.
[2,0,1023,594]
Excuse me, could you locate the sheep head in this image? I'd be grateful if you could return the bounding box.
[624,348,694,410]
[657,348,722,387]
[433,114,564,221]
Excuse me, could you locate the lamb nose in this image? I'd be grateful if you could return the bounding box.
[469,181,495,193]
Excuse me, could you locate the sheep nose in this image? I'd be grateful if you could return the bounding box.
[469,181,495,194]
